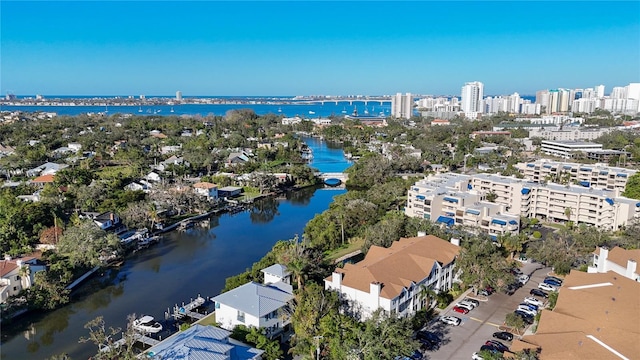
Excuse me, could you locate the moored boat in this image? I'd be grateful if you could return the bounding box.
[132,315,163,334]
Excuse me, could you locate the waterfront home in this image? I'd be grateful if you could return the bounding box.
[218,186,243,198]
[1,255,47,304]
[212,265,293,340]
[193,182,218,201]
[143,324,263,360]
[92,211,125,233]
[325,235,460,320]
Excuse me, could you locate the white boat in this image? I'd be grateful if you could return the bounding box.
[170,107,174,113]
[278,107,282,113]
[138,106,143,113]
[133,315,163,333]
[308,110,315,115]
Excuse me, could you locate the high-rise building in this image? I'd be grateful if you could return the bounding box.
[176,91,183,101]
[391,92,413,119]
[595,84,605,99]
[461,81,484,113]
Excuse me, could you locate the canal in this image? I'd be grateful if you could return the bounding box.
[0,137,350,360]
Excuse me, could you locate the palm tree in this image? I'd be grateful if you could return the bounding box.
[418,284,437,310]
[18,263,31,289]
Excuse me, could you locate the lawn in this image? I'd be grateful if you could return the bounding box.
[325,237,365,263]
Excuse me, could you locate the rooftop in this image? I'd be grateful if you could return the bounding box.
[512,270,640,359]
[212,281,293,318]
[328,235,459,299]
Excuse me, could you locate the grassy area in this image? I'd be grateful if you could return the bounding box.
[195,312,217,326]
[545,223,567,231]
[325,237,365,263]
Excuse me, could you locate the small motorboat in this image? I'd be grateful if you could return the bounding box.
[133,315,163,333]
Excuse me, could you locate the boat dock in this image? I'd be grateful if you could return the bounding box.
[99,333,160,353]
[171,295,207,320]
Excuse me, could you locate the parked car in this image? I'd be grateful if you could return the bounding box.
[514,311,534,324]
[518,274,530,285]
[516,306,537,317]
[455,302,476,311]
[545,276,563,284]
[492,331,514,342]
[530,288,549,298]
[519,302,539,311]
[440,316,462,326]
[480,344,503,354]
[524,296,544,307]
[471,352,485,360]
[477,289,491,296]
[510,268,523,276]
[538,282,557,292]
[416,331,440,350]
[453,306,470,314]
[504,284,518,295]
[463,298,480,306]
[543,278,562,287]
[485,286,495,294]
[485,340,510,352]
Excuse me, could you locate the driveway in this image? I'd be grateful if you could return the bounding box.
[424,262,551,360]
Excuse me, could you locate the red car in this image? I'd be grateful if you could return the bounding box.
[452,306,469,314]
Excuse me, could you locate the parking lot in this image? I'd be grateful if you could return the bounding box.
[423,262,552,360]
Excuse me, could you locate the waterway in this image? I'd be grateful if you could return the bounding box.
[0,138,349,360]
[0,101,393,119]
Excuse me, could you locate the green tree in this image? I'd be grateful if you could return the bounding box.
[456,239,514,294]
[622,173,640,199]
[79,315,138,359]
[57,220,121,268]
[505,312,526,335]
[418,283,437,309]
[351,310,420,360]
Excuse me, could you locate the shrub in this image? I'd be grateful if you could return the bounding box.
[532,231,542,239]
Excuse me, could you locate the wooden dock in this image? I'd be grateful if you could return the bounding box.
[99,333,160,353]
[172,296,207,320]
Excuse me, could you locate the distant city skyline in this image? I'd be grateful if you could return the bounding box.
[2,1,639,96]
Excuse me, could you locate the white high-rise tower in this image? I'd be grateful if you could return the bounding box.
[391,92,413,119]
[461,81,484,113]
[176,91,183,101]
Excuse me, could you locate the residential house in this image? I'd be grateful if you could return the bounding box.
[26,162,68,177]
[124,180,153,193]
[143,324,263,360]
[145,171,163,183]
[30,174,55,187]
[160,145,182,155]
[149,130,168,139]
[212,264,293,339]
[155,155,190,172]
[1,255,47,304]
[193,182,218,201]
[325,235,460,320]
[92,212,125,233]
[227,152,250,166]
[511,270,640,359]
[0,144,15,157]
[218,186,243,198]
[589,246,639,281]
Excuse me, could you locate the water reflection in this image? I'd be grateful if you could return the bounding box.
[249,196,280,224]
[287,185,317,206]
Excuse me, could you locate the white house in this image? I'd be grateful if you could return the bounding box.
[92,212,124,232]
[325,235,460,320]
[1,256,47,303]
[212,264,293,339]
[145,171,162,183]
[143,324,263,359]
[193,182,218,201]
[589,246,639,282]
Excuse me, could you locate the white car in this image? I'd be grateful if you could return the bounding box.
[472,352,485,360]
[538,282,557,292]
[440,316,462,326]
[516,306,537,317]
[524,297,544,307]
[456,301,476,311]
[518,274,530,285]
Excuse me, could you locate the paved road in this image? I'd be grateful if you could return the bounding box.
[424,262,551,360]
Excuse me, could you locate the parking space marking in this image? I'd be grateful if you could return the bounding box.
[469,316,501,328]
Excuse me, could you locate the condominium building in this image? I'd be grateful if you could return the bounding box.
[528,126,614,141]
[391,92,414,119]
[325,235,460,320]
[407,172,639,231]
[590,246,639,282]
[461,81,484,114]
[540,140,602,159]
[405,174,521,240]
[515,159,636,191]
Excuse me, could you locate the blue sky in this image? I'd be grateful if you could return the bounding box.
[1,1,639,96]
